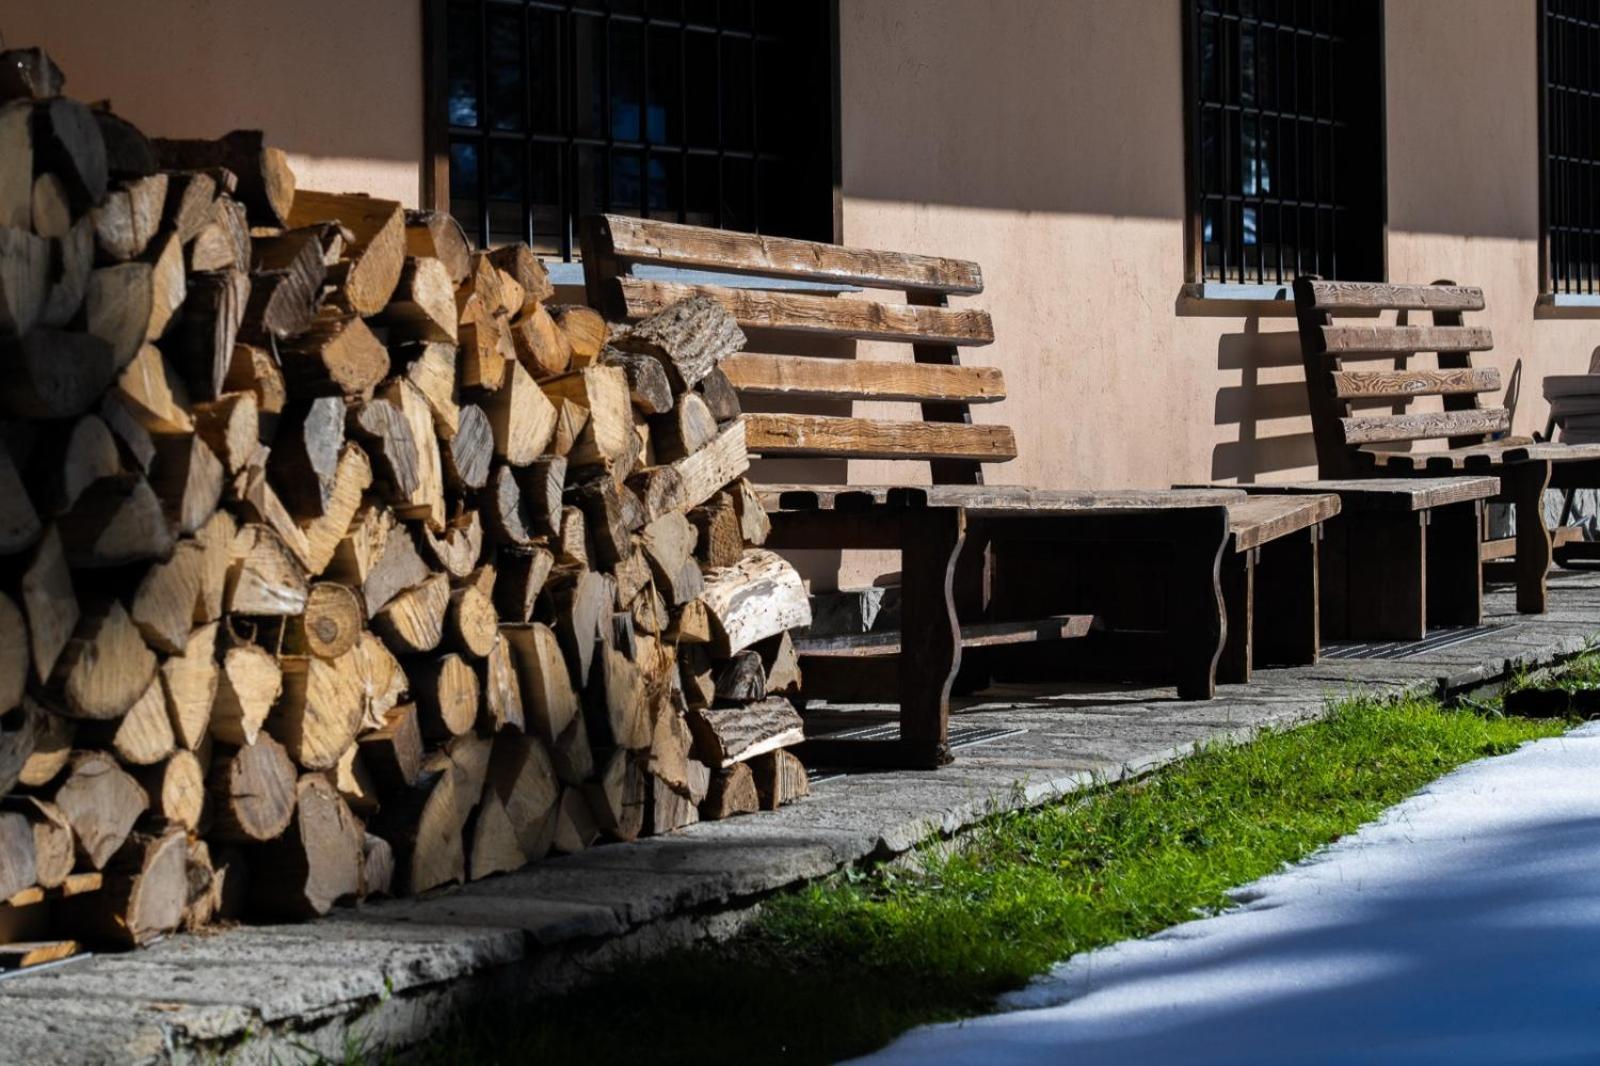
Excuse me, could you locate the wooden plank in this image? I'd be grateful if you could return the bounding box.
[1306,280,1485,312]
[1331,367,1501,399]
[744,414,1017,462]
[720,353,1006,404]
[1225,477,1501,511]
[612,278,995,346]
[1320,325,1494,354]
[0,941,78,970]
[1226,493,1340,552]
[795,614,1097,656]
[1341,408,1510,445]
[757,484,1246,514]
[592,214,984,294]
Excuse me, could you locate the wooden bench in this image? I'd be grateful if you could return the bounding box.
[582,216,1335,766]
[1219,478,1500,640]
[1293,278,1600,614]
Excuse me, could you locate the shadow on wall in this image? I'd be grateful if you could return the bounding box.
[1210,322,1317,482]
[838,1,1184,218]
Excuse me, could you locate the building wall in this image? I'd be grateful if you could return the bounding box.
[3,0,425,206]
[11,0,1596,589]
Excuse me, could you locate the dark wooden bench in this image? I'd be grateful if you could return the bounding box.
[1293,278,1600,614]
[582,215,1335,767]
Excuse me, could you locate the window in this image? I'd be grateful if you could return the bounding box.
[1543,0,1600,295]
[431,0,837,259]
[1185,0,1386,286]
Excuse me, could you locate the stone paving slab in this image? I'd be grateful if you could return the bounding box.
[4,572,1598,1064]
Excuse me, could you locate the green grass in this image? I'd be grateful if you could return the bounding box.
[376,680,1589,1066]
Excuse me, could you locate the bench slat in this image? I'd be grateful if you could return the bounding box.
[1331,367,1502,399]
[721,353,1006,404]
[744,413,1017,462]
[1341,407,1510,445]
[612,277,996,345]
[1321,325,1494,354]
[796,614,1095,656]
[1306,280,1486,312]
[593,215,984,294]
[1226,493,1341,552]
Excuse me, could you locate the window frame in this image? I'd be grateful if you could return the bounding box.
[1181,0,1390,293]
[1538,0,1600,300]
[421,0,844,257]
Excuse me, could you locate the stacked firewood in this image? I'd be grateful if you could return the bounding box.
[0,48,812,955]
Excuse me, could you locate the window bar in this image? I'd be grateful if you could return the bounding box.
[715,22,725,230]
[478,0,492,247]
[679,14,688,225]
[750,8,761,234]
[520,0,533,248]
[561,4,576,261]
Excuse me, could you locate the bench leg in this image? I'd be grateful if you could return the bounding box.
[1216,547,1253,688]
[1255,527,1320,665]
[1169,507,1229,700]
[1428,500,1484,627]
[951,527,994,694]
[894,507,965,768]
[1320,517,1351,640]
[1345,511,1426,641]
[1508,461,1553,615]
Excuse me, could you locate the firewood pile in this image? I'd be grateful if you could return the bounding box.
[0,48,813,957]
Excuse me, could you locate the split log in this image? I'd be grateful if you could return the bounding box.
[646,694,694,795]
[92,108,156,178]
[508,303,573,380]
[192,392,259,476]
[373,572,450,655]
[270,397,345,517]
[403,209,472,285]
[227,523,310,616]
[134,748,206,832]
[612,294,745,391]
[272,650,365,771]
[651,392,719,462]
[493,547,553,623]
[585,750,647,842]
[193,510,237,623]
[361,833,395,898]
[713,650,767,702]
[421,512,483,579]
[552,305,609,365]
[375,256,458,344]
[401,341,459,437]
[484,357,558,467]
[485,243,552,305]
[245,226,329,341]
[358,704,424,792]
[7,798,73,890]
[85,262,154,371]
[751,749,809,810]
[701,762,759,820]
[700,548,811,656]
[334,744,379,816]
[89,674,174,765]
[0,328,115,420]
[679,644,716,709]
[732,478,771,546]
[380,378,446,531]
[116,342,192,434]
[373,734,490,894]
[482,633,525,734]
[468,789,525,879]
[160,170,220,243]
[0,594,24,717]
[330,505,429,617]
[210,643,282,746]
[0,439,41,554]
[690,493,745,569]
[33,98,108,208]
[572,475,636,569]
[169,268,249,402]
[91,173,166,262]
[285,582,364,660]
[0,812,34,901]
[222,343,288,429]
[649,773,699,834]
[0,100,31,229]
[685,697,805,768]
[548,568,610,687]
[53,751,148,868]
[17,530,75,686]
[17,702,72,789]
[415,653,480,739]
[48,601,157,721]
[351,631,407,730]
[57,473,173,567]
[298,445,372,577]
[249,775,362,918]
[286,191,406,316]
[551,787,599,854]
[144,231,188,341]
[444,404,494,491]
[590,646,650,752]
[160,622,219,750]
[40,215,94,329]
[0,225,50,337]
[149,432,224,534]
[502,624,578,748]
[600,347,674,415]
[62,826,187,947]
[540,366,636,477]
[189,197,251,272]
[279,310,389,397]
[457,318,512,392]
[757,631,803,695]
[207,733,297,843]
[153,130,295,227]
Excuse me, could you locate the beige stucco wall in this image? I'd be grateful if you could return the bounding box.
[3,0,424,206]
[12,0,1596,590]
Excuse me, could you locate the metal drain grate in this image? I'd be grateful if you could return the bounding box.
[1320,624,1513,662]
[805,723,1026,782]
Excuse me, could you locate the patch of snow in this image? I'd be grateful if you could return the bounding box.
[853,722,1600,1066]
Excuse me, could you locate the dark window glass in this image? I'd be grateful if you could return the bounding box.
[441,0,835,258]
[1545,0,1600,294]
[1187,0,1384,284]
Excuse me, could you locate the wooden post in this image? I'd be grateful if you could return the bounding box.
[895,506,964,767]
[1507,460,1553,615]
[1343,511,1426,641]
[1216,547,1253,686]
[1427,500,1485,627]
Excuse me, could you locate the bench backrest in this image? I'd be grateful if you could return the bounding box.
[1292,277,1508,478]
[579,215,1012,486]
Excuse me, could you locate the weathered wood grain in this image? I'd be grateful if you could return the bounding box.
[612,278,995,346]
[1320,325,1494,354]
[721,353,1006,404]
[590,214,984,294]
[1306,280,1485,312]
[1330,367,1501,399]
[744,413,1017,462]
[1340,407,1510,445]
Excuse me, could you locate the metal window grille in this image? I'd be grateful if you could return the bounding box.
[1544,0,1600,295]
[1187,0,1385,284]
[441,0,835,258]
